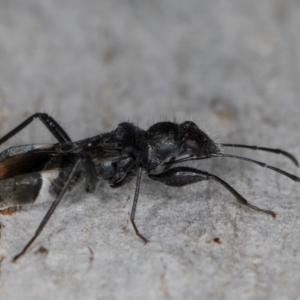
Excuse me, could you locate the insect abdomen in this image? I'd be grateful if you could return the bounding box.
[0,173,43,209]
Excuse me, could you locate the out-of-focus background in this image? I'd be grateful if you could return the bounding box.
[0,1,300,299]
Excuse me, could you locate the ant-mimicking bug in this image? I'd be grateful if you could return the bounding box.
[0,113,299,262]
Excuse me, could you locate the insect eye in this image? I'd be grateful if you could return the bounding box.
[184,137,201,152]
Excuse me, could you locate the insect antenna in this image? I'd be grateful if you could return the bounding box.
[216,143,299,167]
[166,154,300,182]
[210,153,300,182]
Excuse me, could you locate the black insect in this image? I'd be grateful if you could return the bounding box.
[0,113,299,262]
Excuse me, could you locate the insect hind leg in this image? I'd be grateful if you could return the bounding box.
[12,154,98,262]
[0,112,71,145]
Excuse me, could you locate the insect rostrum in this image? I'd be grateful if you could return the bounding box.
[0,113,299,262]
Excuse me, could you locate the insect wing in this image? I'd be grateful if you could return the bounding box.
[74,133,124,163]
[0,150,56,181]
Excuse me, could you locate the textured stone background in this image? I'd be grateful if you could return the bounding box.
[0,1,300,299]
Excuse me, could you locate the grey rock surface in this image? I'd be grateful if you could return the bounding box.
[0,1,300,299]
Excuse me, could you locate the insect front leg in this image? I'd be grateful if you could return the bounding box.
[109,157,136,188]
[0,112,71,145]
[12,154,98,262]
[149,166,275,217]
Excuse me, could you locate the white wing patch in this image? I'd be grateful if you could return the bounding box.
[34,170,61,204]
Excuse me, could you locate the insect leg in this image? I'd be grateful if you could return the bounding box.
[0,113,71,145]
[130,167,149,243]
[149,166,275,217]
[109,171,135,188]
[109,157,136,188]
[12,154,97,262]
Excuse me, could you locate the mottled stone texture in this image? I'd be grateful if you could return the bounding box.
[0,1,300,299]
